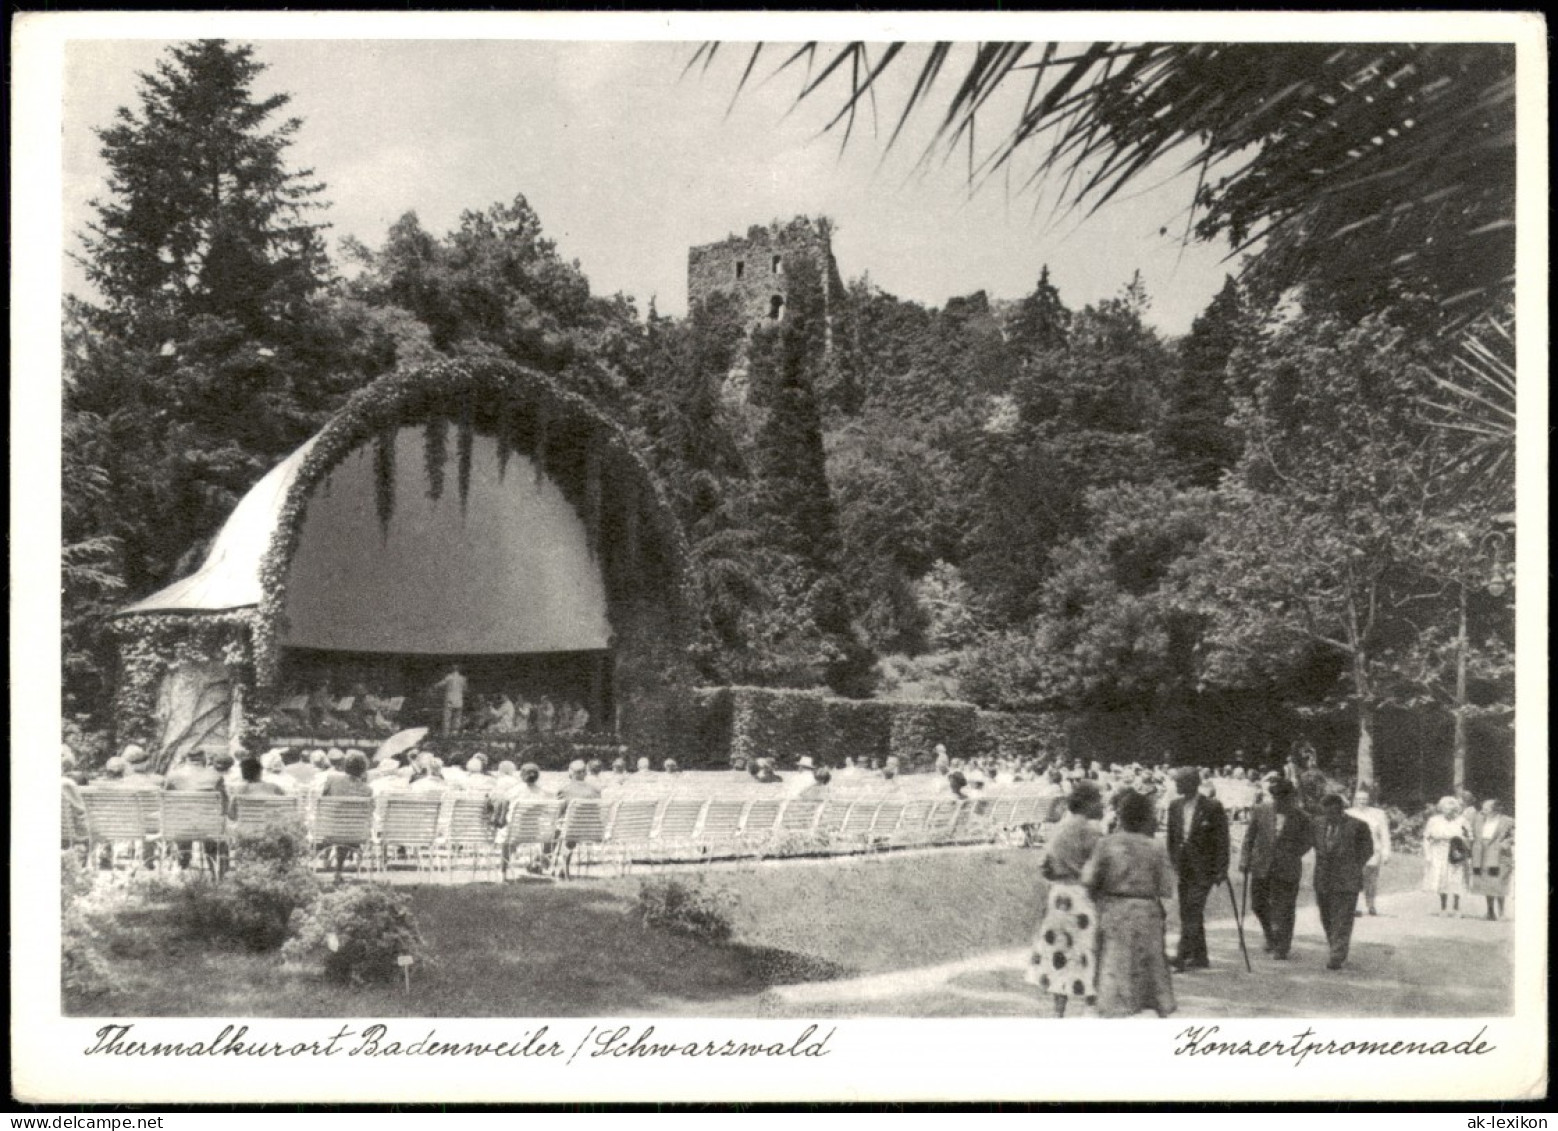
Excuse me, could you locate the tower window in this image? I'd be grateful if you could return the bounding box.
[772,255,783,275]
[769,295,785,320]
[734,260,745,280]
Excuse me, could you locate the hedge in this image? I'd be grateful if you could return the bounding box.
[728,686,826,768]
[819,698,894,767]
[974,710,1066,764]
[696,686,1062,770]
[688,687,734,768]
[886,700,980,770]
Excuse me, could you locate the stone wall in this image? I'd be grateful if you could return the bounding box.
[687,217,835,329]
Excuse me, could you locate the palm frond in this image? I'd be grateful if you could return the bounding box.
[699,40,1516,323]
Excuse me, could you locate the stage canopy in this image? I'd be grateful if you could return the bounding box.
[120,426,612,655]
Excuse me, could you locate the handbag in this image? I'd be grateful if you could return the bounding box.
[1448,835,1470,866]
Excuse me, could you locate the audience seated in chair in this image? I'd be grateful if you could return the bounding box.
[227,756,285,817]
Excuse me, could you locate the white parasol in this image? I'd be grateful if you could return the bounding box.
[374,726,429,763]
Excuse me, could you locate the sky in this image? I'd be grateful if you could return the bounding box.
[62,38,1243,336]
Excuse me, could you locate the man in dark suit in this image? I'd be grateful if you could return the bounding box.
[1239,777,1312,960]
[1312,793,1376,970]
[1166,768,1230,972]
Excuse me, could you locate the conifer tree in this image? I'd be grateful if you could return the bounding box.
[64,41,376,738]
[1159,275,1246,485]
[80,39,331,339]
[1007,265,1072,358]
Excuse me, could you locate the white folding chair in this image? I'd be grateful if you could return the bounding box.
[552,800,609,879]
[696,799,747,863]
[604,799,659,875]
[312,796,376,878]
[653,798,706,863]
[377,795,443,875]
[159,792,228,875]
[501,801,563,878]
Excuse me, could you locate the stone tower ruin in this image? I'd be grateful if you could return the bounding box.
[687,216,842,329]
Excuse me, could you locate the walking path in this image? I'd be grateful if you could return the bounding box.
[762,886,1515,1018]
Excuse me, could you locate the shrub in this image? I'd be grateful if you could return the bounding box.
[875,649,966,702]
[174,820,320,951]
[635,877,738,944]
[284,883,425,985]
[230,818,314,870]
[761,831,834,860]
[62,902,113,999]
[60,852,112,999]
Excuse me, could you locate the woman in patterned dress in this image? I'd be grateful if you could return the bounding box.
[1027,780,1104,1016]
[1082,790,1177,1019]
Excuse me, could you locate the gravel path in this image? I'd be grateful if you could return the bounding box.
[755,879,1515,1019]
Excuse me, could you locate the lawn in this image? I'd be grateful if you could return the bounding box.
[65,844,1432,1018]
[67,846,1050,1017]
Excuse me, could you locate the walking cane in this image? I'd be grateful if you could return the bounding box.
[1226,874,1252,972]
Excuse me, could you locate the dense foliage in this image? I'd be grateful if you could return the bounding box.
[67,40,1515,805]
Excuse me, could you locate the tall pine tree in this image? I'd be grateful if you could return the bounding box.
[1159,275,1246,486]
[748,256,877,695]
[65,41,380,736]
[1006,264,1072,358]
[80,40,331,339]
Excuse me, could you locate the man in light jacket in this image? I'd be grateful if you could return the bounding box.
[1345,786,1392,917]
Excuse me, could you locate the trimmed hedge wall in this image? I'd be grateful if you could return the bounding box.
[820,697,894,767]
[728,686,826,768]
[688,686,734,768]
[886,700,980,770]
[974,709,1066,763]
[695,686,1061,770]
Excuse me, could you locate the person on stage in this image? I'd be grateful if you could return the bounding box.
[432,665,469,735]
[1165,767,1229,973]
[486,692,517,733]
[1239,777,1312,960]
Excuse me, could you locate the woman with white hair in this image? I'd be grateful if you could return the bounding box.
[1422,796,1470,916]
[260,750,299,795]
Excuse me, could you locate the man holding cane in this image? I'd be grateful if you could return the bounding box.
[1166,767,1229,973]
[1240,777,1312,960]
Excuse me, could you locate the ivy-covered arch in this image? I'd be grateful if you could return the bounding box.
[114,358,696,764]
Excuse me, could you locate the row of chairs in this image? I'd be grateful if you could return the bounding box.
[62,791,445,878]
[64,788,1053,882]
[511,793,1050,879]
